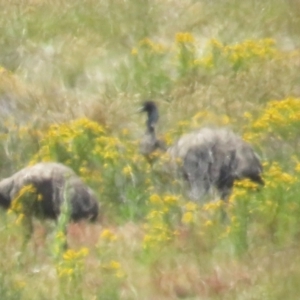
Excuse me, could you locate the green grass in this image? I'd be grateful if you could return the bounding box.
[1,0,300,299]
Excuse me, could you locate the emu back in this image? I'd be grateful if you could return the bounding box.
[0,162,99,222]
[170,128,264,201]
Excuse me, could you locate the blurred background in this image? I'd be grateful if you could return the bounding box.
[1,0,300,299]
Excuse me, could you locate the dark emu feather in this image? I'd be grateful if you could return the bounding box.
[139,101,264,202]
[0,162,100,239]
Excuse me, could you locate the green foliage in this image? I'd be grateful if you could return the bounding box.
[0,273,24,300]
[31,118,153,221]
[1,0,300,298]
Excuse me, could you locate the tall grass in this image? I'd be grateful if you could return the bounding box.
[0,0,300,298]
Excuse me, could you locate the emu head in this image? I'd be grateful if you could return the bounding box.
[139,100,159,133]
[139,101,166,160]
[234,144,264,185]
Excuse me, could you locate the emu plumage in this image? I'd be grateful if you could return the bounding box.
[139,101,264,201]
[0,162,99,221]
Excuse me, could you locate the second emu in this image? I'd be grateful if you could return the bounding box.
[0,162,99,238]
[139,101,264,201]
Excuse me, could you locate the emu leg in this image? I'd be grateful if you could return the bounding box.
[217,179,234,223]
[20,215,34,246]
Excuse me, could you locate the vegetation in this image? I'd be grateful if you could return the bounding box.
[0,0,300,298]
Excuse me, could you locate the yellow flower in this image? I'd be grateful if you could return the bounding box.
[234,178,259,190]
[14,280,26,289]
[221,115,230,125]
[243,131,258,142]
[163,195,178,205]
[102,260,125,278]
[100,229,117,242]
[58,267,74,278]
[243,112,252,120]
[182,211,194,224]
[204,220,213,227]
[56,231,66,242]
[146,210,163,220]
[149,194,162,205]
[210,38,223,49]
[122,128,129,136]
[116,270,126,278]
[131,47,138,55]
[202,200,223,211]
[62,247,89,261]
[109,260,121,270]
[175,32,195,44]
[78,247,89,257]
[122,165,132,176]
[63,249,77,261]
[280,172,296,184]
[15,213,25,225]
[185,201,198,212]
[295,162,300,173]
[229,189,247,203]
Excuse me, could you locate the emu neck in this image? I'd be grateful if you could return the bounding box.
[146,106,159,131]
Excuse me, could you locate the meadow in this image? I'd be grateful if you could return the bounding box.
[1,0,300,299]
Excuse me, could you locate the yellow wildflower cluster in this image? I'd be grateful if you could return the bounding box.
[181,201,198,225]
[101,260,125,278]
[143,193,180,250]
[32,117,123,177]
[32,117,107,168]
[234,178,260,191]
[25,115,153,217]
[242,131,260,143]
[228,161,296,207]
[100,228,118,242]
[8,184,38,217]
[57,247,89,278]
[63,247,89,260]
[143,221,174,250]
[228,179,260,204]
[175,32,195,44]
[202,200,224,212]
[221,38,276,62]
[197,38,277,69]
[264,162,297,187]
[149,194,162,205]
[252,97,300,139]
[149,193,179,211]
[175,32,196,75]
[226,161,297,233]
[52,230,68,255]
[122,165,132,177]
[79,165,102,183]
[136,38,166,54]
[295,162,300,173]
[13,279,26,290]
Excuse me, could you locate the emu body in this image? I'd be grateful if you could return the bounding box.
[171,128,264,200]
[0,162,99,222]
[139,101,264,201]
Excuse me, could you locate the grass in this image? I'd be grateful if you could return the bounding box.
[1,0,300,298]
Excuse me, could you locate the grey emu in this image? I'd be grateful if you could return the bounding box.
[139,101,264,201]
[0,162,99,238]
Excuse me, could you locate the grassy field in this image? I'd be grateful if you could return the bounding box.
[1,0,300,299]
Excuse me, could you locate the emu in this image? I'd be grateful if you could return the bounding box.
[139,101,264,201]
[0,162,99,240]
